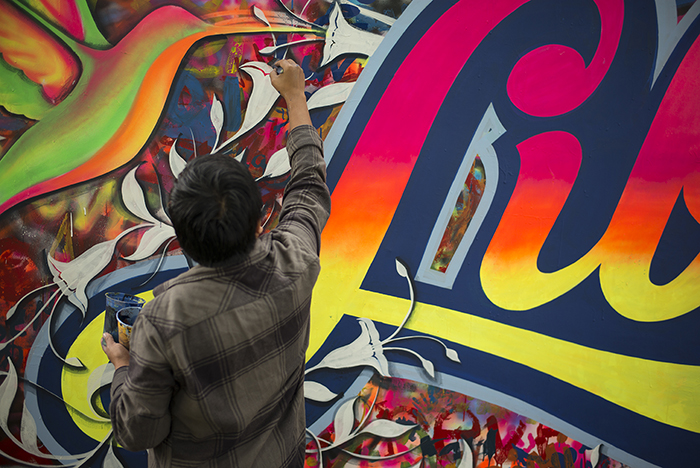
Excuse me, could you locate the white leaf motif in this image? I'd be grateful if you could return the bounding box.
[321,2,383,68]
[256,148,290,181]
[457,439,473,468]
[103,442,125,468]
[20,400,38,453]
[6,303,18,321]
[358,419,416,439]
[64,356,83,368]
[122,224,176,262]
[446,347,461,363]
[0,361,18,441]
[590,444,603,468]
[307,82,355,111]
[259,39,321,56]
[122,166,159,223]
[47,224,144,314]
[211,95,224,150]
[48,242,114,313]
[385,346,435,378]
[415,352,435,378]
[305,318,389,376]
[303,380,337,402]
[213,62,280,152]
[395,257,409,278]
[252,5,270,26]
[333,397,357,446]
[169,138,187,178]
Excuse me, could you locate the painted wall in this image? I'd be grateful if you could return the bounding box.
[0,0,698,467]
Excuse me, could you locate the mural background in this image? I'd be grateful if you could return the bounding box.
[1,0,698,467]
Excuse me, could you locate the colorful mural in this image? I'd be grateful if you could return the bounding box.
[1,0,699,467]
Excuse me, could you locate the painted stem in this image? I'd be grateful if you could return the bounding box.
[383,259,416,343]
[0,289,61,350]
[5,283,56,320]
[305,428,325,468]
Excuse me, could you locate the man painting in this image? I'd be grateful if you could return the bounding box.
[102,59,331,467]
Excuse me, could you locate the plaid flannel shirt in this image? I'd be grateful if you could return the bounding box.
[110,125,331,467]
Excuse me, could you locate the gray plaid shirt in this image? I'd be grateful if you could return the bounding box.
[110,125,331,467]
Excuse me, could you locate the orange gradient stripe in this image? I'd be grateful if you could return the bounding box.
[312,0,532,355]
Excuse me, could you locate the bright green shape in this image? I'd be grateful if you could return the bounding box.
[0,61,51,120]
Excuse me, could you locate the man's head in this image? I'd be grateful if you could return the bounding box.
[168,154,262,267]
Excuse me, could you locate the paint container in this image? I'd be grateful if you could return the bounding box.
[104,292,145,343]
[116,306,142,350]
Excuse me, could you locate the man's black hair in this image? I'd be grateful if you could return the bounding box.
[168,154,262,267]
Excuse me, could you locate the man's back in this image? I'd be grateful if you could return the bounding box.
[129,224,320,466]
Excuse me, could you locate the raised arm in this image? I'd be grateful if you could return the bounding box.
[270,59,331,253]
[270,59,312,130]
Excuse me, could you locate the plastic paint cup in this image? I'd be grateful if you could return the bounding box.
[104,292,145,343]
[116,306,142,350]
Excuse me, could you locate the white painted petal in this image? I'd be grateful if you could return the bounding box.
[333,397,357,446]
[309,318,389,376]
[257,148,290,180]
[445,347,461,363]
[386,346,434,378]
[122,224,176,261]
[64,357,84,368]
[122,166,159,223]
[252,5,270,26]
[169,138,187,179]
[457,439,473,468]
[103,442,125,468]
[6,303,18,321]
[259,38,322,56]
[320,2,383,68]
[48,238,121,314]
[234,148,246,162]
[358,419,416,438]
[0,361,18,440]
[211,94,224,149]
[590,444,602,468]
[307,82,355,111]
[215,62,280,152]
[395,257,409,278]
[304,380,337,402]
[417,354,435,378]
[20,400,38,454]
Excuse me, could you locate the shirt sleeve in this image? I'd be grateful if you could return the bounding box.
[276,124,332,254]
[109,312,175,452]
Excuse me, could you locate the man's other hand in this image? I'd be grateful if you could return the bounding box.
[102,332,131,369]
